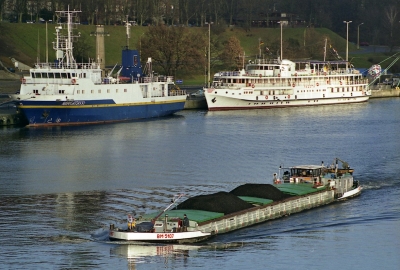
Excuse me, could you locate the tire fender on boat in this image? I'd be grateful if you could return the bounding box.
[265,95,268,99]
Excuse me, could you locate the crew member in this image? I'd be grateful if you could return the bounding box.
[183,214,189,232]
[127,214,133,231]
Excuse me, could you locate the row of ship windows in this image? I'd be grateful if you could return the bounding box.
[74,89,128,94]
[30,73,88,79]
[52,89,129,94]
[241,86,363,95]
[220,77,362,84]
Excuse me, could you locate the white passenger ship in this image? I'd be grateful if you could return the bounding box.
[205,58,370,110]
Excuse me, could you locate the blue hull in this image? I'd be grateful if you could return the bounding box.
[18,101,186,126]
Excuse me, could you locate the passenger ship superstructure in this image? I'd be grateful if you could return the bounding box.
[205,58,370,110]
[11,9,186,126]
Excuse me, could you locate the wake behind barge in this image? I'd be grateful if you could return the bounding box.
[109,159,361,242]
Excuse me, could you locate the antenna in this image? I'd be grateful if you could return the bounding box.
[37,30,40,63]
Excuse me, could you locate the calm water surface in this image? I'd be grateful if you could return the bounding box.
[1,98,399,269]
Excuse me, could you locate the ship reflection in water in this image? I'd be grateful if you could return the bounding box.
[110,242,244,266]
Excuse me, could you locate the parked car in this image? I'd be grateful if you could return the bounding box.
[190,89,204,98]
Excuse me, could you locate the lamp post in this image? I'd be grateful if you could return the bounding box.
[343,21,352,70]
[46,21,48,63]
[206,21,213,88]
[280,21,283,60]
[357,23,364,50]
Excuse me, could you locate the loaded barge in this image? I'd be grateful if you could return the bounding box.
[109,158,361,243]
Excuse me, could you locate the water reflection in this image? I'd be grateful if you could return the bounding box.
[110,242,246,266]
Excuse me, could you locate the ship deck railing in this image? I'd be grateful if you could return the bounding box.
[168,89,186,96]
[142,76,174,83]
[212,78,368,89]
[34,62,101,70]
[217,69,362,78]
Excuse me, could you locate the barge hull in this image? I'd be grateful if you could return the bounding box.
[197,188,335,234]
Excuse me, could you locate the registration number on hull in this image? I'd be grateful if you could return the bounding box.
[157,233,174,239]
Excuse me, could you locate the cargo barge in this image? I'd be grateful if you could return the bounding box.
[109,158,361,243]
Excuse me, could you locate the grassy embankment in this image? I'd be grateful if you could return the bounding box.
[0,23,395,85]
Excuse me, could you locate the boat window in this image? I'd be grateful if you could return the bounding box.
[82,90,85,94]
[91,90,94,93]
[41,73,48,78]
[55,73,61,79]
[77,90,80,94]
[98,89,101,93]
[107,89,110,93]
[31,72,35,78]
[61,73,68,79]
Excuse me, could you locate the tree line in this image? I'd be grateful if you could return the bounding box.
[1,0,399,47]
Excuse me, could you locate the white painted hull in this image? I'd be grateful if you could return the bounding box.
[109,230,212,243]
[205,89,370,111]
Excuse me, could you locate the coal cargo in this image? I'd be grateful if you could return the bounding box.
[230,183,290,201]
[176,191,254,214]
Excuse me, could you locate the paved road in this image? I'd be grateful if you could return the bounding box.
[351,45,400,54]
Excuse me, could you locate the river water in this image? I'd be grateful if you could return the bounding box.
[1,98,399,270]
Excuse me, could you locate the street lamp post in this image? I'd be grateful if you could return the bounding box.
[206,21,213,88]
[357,23,364,50]
[280,21,283,60]
[343,21,352,70]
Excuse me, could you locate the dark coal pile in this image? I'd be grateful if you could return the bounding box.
[176,192,254,214]
[229,183,291,201]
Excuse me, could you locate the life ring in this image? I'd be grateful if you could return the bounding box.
[265,95,268,99]
[316,83,319,86]
[251,83,255,88]
[21,78,26,83]
[259,74,262,78]
[294,73,297,76]
[340,81,342,85]
[311,70,314,73]
[288,95,290,98]
[292,83,295,87]
[71,78,76,84]
[278,73,281,77]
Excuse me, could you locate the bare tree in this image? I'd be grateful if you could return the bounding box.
[219,35,243,69]
[384,5,398,51]
[140,24,205,76]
